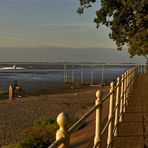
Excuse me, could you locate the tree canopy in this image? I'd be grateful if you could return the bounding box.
[77,0,148,57]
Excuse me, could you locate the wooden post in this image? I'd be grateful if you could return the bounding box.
[107,82,114,147]
[94,90,103,148]
[56,112,70,148]
[114,77,120,136]
[119,74,124,122]
[9,85,13,101]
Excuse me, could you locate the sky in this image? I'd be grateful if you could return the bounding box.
[0,0,145,63]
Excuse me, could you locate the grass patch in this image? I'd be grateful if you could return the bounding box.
[22,116,79,147]
[1,143,22,148]
[2,115,82,148]
[20,126,54,148]
[33,115,79,130]
[33,117,57,129]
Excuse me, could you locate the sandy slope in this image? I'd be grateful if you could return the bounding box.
[0,85,109,146]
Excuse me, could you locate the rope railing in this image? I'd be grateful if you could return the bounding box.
[48,66,139,148]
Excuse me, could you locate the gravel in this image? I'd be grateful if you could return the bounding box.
[0,87,98,146]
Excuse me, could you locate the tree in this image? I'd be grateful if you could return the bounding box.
[77,0,148,57]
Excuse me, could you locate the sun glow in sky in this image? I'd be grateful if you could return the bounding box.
[0,0,108,48]
[0,0,145,63]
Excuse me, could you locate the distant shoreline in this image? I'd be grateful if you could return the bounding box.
[0,61,140,65]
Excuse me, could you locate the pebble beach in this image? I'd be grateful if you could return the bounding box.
[0,83,109,146]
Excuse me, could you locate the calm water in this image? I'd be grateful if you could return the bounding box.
[0,64,133,90]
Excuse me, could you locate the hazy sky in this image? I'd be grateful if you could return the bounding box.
[0,0,145,63]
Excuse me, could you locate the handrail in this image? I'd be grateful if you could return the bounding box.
[49,65,139,148]
[64,63,142,85]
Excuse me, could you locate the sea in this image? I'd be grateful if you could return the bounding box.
[0,63,134,93]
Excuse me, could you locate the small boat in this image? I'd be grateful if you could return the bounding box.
[12,64,16,70]
[0,65,25,70]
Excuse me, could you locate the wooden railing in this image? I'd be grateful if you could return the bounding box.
[48,66,139,148]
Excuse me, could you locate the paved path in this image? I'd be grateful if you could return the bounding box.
[113,74,148,148]
[71,74,148,148]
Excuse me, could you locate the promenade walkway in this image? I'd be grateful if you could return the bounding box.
[49,69,148,148]
[113,73,148,148]
[70,73,148,148]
